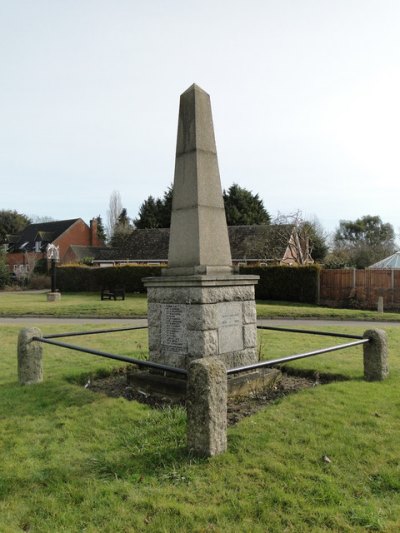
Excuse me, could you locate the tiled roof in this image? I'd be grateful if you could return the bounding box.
[104,228,170,261]
[96,225,294,263]
[8,219,80,253]
[228,225,293,261]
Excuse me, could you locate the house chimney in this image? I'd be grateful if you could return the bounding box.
[90,218,98,246]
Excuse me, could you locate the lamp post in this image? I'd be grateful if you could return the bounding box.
[46,244,61,301]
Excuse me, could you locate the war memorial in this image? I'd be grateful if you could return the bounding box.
[17,84,389,457]
[144,84,259,372]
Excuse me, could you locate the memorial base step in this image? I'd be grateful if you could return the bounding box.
[127,365,281,402]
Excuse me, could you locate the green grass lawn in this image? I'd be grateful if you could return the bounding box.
[1,291,400,321]
[1,320,399,531]
[0,292,148,318]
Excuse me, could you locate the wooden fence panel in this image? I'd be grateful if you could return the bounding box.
[319,269,400,309]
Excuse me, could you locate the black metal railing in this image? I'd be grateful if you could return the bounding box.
[227,338,368,375]
[33,323,370,379]
[257,325,365,340]
[33,325,187,376]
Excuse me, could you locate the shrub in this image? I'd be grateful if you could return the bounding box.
[27,274,51,290]
[33,258,48,274]
[0,253,10,289]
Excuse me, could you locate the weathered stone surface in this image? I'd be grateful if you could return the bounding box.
[243,324,257,348]
[146,281,257,305]
[217,301,243,353]
[142,85,260,373]
[145,281,259,369]
[148,327,161,353]
[197,286,255,304]
[147,287,191,304]
[187,357,227,456]
[219,348,258,368]
[167,84,232,276]
[187,329,218,357]
[363,329,389,381]
[242,301,257,324]
[158,351,185,369]
[186,304,217,330]
[228,368,281,398]
[147,302,161,327]
[161,304,188,354]
[18,328,43,385]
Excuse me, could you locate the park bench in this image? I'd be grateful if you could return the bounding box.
[100,287,126,301]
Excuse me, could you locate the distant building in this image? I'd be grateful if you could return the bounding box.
[5,218,106,277]
[93,225,313,267]
[368,251,400,269]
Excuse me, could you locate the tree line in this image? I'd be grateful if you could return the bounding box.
[1,183,398,269]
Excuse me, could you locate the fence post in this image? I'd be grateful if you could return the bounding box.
[316,268,321,305]
[187,357,227,457]
[18,328,43,385]
[363,329,388,381]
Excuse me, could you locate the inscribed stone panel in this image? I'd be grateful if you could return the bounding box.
[217,301,243,354]
[161,304,188,354]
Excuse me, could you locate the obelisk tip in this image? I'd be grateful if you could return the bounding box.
[182,83,209,96]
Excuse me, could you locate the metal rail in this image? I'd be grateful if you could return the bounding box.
[257,325,364,340]
[227,338,369,375]
[33,336,187,376]
[34,324,370,380]
[43,326,148,340]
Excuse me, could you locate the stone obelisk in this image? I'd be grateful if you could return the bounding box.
[144,84,259,370]
[166,84,232,276]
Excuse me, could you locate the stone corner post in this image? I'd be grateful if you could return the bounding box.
[17,327,43,385]
[363,329,388,381]
[187,357,227,457]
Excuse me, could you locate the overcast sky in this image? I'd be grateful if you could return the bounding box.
[1,1,400,240]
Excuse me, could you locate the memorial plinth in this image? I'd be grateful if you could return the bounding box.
[144,274,259,370]
[143,83,259,371]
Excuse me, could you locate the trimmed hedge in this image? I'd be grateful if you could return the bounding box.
[57,265,164,293]
[239,265,320,303]
[57,264,320,303]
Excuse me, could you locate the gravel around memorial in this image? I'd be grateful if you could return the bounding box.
[86,367,328,425]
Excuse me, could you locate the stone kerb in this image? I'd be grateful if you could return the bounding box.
[187,356,227,456]
[363,329,389,381]
[18,328,43,385]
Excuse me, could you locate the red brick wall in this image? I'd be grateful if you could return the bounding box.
[89,218,104,247]
[53,219,93,262]
[7,252,44,273]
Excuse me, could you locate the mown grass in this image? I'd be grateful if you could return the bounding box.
[0,292,148,318]
[1,291,400,321]
[256,299,400,321]
[1,320,399,531]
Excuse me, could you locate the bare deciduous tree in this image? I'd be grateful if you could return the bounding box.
[106,190,123,240]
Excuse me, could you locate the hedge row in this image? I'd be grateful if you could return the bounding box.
[240,265,320,303]
[57,265,164,293]
[57,264,320,304]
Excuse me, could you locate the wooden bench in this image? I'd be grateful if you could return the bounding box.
[101,287,125,301]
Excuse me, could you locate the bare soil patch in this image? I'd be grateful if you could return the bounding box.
[86,367,328,425]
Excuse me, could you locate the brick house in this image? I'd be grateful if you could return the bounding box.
[6,218,105,277]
